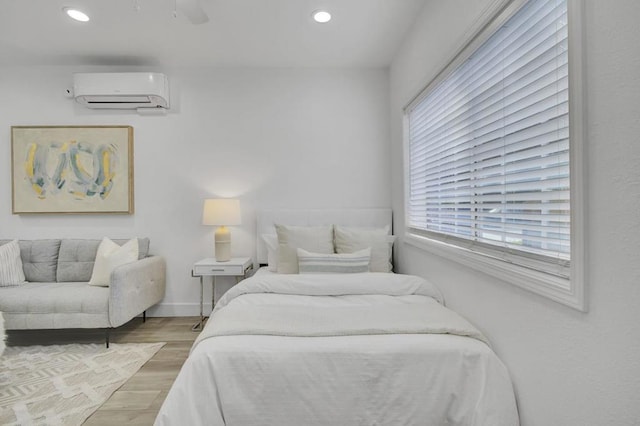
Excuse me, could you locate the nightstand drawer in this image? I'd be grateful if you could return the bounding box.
[193,264,245,276]
[192,257,252,277]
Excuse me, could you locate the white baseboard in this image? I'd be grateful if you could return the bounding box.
[144,303,213,317]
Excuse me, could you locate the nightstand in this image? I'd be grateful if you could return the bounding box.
[191,257,253,331]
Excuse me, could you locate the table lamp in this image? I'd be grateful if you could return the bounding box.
[202,199,241,262]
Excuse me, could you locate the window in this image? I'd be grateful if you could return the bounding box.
[404,0,585,310]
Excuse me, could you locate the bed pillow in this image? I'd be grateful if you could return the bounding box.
[261,234,279,272]
[275,224,334,274]
[297,247,371,274]
[0,240,26,287]
[88,237,139,287]
[334,225,395,273]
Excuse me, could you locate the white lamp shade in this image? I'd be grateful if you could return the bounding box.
[202,199,241,226]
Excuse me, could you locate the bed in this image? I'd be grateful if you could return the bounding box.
[155,209,519,426]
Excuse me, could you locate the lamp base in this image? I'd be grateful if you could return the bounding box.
[215,226,231,262]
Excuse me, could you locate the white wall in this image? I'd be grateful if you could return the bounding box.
[390,1,640,425]
[0,65,391,315]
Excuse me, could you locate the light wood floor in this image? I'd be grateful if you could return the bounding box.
[6,316,200,426]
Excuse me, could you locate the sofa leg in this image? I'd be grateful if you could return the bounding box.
[105,329,110,349]
[143,310,146,323]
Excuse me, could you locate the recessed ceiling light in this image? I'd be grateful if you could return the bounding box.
[312,10,331,24]
[63,7,90,22]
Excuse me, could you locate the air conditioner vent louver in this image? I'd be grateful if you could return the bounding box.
[86,101,151,104]
[73,73,169,110]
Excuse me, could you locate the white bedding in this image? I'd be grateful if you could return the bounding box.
[155,273,519,426]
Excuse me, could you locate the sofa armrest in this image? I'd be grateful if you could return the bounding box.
[108,255,166,328]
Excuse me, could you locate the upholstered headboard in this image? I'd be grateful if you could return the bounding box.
[256,209,392,265]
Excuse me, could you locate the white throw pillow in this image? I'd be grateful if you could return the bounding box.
[261,234,279,272]
[297,247,371,274]
[275,224,334,274]
[0,240,25,287]
[89,237,139,287]
[334,225,395,273]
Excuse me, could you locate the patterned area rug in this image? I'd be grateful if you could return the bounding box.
[0,342,164,425]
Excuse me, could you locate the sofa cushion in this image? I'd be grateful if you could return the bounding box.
[0,239,61,282]
[56,238,149,282]
[0,281,109,328]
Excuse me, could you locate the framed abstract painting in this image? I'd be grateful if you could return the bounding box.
[11,125,134,214]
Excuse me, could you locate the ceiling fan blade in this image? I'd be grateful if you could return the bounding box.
[176,0,209,24]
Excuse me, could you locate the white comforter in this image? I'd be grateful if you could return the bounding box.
[155,273,519,426]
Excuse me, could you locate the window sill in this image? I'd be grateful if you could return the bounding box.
[404,232,586,311]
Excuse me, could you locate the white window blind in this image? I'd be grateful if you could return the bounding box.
[407,0,570,278]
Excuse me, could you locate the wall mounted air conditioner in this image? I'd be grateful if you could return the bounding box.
[73,72,169,110]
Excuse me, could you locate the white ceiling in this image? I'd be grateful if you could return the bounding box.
[0,0,427,68]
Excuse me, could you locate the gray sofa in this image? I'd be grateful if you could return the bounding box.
[0,238,165,345]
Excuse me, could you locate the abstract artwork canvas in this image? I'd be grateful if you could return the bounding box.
[11,126,134,214]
